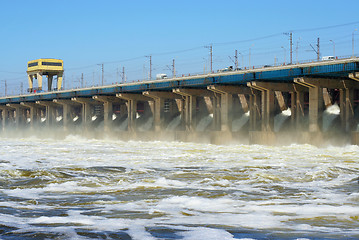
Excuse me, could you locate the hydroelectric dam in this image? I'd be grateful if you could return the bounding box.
[2,57,359,145]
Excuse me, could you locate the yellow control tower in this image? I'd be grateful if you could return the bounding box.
[27,58,64,92]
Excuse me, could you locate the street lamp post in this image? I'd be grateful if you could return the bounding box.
[330,40,335,57]
[353,29,357,57]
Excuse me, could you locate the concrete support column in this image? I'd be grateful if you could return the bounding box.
[290,90,306,130]
[207,85,239,132]
[1,109,6,131]
[212,94,221,131]
[71,98,95,128]
[36,101,58,127]
[294,78,323,133]
[28,75,34,92]
[6,104,27,129]
[93,96,118,133]
[0,107,11,131]
[142,91,180,132]
[57,72,63,90]
[20,102,41,129]
[48,75,53,91]
[116,93,152,132]
[261,89,275,131]
[53,99,81,132]
[128,99,137,131]
[249,89,261,131]
[308,86,324,132]
[37,73,43,91]
[248,83,275,131]
[294,77,356,133]
[340,87,355,132]
[173,89,206,131]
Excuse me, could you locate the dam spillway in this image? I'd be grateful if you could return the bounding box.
[2,58,359,145]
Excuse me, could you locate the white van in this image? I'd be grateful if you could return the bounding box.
[156,73,168,80]
[322,56,335,61]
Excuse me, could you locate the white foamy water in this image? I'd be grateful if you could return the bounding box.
[323,104,340,131]
[0,136,359,239]
[274,108,291,132]
[232,112,250,132]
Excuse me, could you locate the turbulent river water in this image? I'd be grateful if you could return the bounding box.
[0,136,359,239]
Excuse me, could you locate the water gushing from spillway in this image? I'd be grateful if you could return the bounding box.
[232,112,250,132]
[323,104,340,132]
[138,116,154,131]
[274,108,291,132]
[196,113,213,131]
[118,117,128,131]
[166,115,181,131]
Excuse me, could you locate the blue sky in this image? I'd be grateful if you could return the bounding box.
[0,0,359,94]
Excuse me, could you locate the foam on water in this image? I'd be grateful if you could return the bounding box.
[0,137,359,239]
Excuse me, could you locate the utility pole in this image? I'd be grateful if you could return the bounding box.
[352,29,357,57]
[101,64,104,85]
[172,59,176,78]
[210,45,212,73]
[317,37,320,61]
[97,63,104,85]
[5,80,7,96]
[81,73,84,88]
[310,39,319,61]
[20,82,23,95]
[284,32,293,64]
[290,32,293,64]
[122,66,126,83]
[145,55,152,80]
[116,68,119,83]
[235,50,238,69]
[205,45,213,73]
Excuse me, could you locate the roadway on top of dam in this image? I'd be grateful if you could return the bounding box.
[1,57,359,104]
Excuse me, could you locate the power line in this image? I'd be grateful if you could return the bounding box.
[292,20,359,33]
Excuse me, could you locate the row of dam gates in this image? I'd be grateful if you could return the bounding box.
[2,58,359,145]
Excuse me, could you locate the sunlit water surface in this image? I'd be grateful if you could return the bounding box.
[0,136,359,239]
